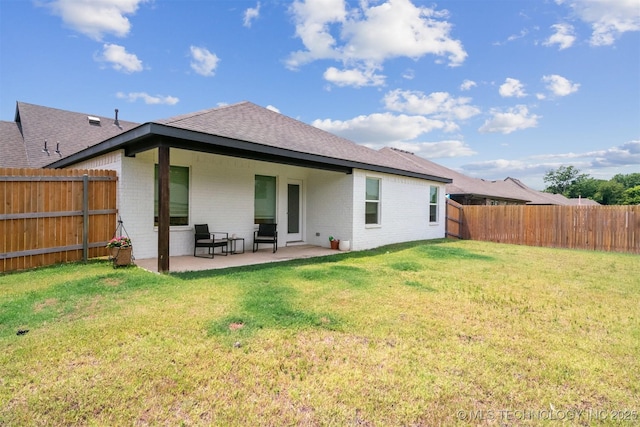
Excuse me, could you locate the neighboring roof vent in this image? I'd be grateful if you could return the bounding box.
[113,108,122,129]
[88,116,101,125]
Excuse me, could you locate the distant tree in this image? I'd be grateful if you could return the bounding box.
[594,181,625,205]
[566,177,603,199]
[621,185,640,205]
[612,173,640,190]
[543,166,589,196]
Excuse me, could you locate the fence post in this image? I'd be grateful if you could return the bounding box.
[83,174,89,262]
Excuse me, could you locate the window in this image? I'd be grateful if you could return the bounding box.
[365,177,380,225]
[255,175,276,224]
[429,185,439,223]
[154,165,189,226]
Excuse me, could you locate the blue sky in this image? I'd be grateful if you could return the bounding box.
[1,0,638,189]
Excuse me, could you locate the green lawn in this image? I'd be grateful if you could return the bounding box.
[1,240,638,425]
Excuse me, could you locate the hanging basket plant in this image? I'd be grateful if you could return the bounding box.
[106,236,132,249]
[107,236,133,266]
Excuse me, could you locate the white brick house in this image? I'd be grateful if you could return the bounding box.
[3,101,452,272]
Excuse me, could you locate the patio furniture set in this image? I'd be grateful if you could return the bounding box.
[194,223,278,258]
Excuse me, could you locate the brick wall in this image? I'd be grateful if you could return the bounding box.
[351,169,446,251]
[72,149,447,259]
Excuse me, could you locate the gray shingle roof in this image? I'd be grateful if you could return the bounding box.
[502,177,574,205]
[0,120,28,168]
[157,102,452,179]
[10,102,140,168]
[3,101,450,182]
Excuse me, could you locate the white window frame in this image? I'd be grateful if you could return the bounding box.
[254,174,277,225]
[429,185,439,224]
[365,177,381,226]
[154,164,190,227]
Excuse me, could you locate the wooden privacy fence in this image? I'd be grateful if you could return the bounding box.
[445,198,463,239]
[459,205,639,254]
[1,168,118,273]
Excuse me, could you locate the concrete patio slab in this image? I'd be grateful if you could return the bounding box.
[134,244,341,273]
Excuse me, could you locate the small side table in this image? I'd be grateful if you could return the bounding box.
[228,237,245,254]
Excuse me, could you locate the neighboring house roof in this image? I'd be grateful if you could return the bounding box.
[0,102,140,169]
[382,147,532,203]
[0,120,28,168]
[43,101,451,183]
[502,177,574,205]
[382,148,598,206]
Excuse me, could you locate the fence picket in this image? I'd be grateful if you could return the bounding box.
[1,168,118,273]
[458,205,639,254]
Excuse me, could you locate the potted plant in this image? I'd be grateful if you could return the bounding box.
[329,235,340,250]
[106,236,133,266]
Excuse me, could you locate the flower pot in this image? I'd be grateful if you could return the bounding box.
[113,247,133,266]
[339,240,350,251]
[330,240,340,250]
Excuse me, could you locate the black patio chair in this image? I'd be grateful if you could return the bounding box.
[253,223,278,253]
[194,224,228,258]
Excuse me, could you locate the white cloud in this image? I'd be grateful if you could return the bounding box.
[479,105,540,134]
[530,141,640,166]
[386,140,477,158]
[323,66,385,87]
[287,0,467,87]
[116,92,179,105]
[532,140,640,168]
[588,140,640,167]
[45,0,148,41]
[402,69,415,80]
[383,89,480,121]
[542,74,580,96]
[244,2,261,28]
[286,0,346,68]
[460,79,477,91]
[189,46,219,77]
[493,28,529,46]
[97,43,143,73]
[461,140,640,185]
[544,23,576,49]
[499,78,527,98]
[561,0,640,46]
[313,112,450,144]
[462,158,547,176]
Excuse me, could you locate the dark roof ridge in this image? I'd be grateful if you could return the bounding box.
[389,147,415,155]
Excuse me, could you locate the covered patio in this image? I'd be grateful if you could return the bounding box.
[134,244,340,273]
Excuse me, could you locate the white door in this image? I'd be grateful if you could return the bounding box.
[287,180,303,242]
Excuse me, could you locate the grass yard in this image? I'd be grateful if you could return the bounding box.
[1,240,639,426]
